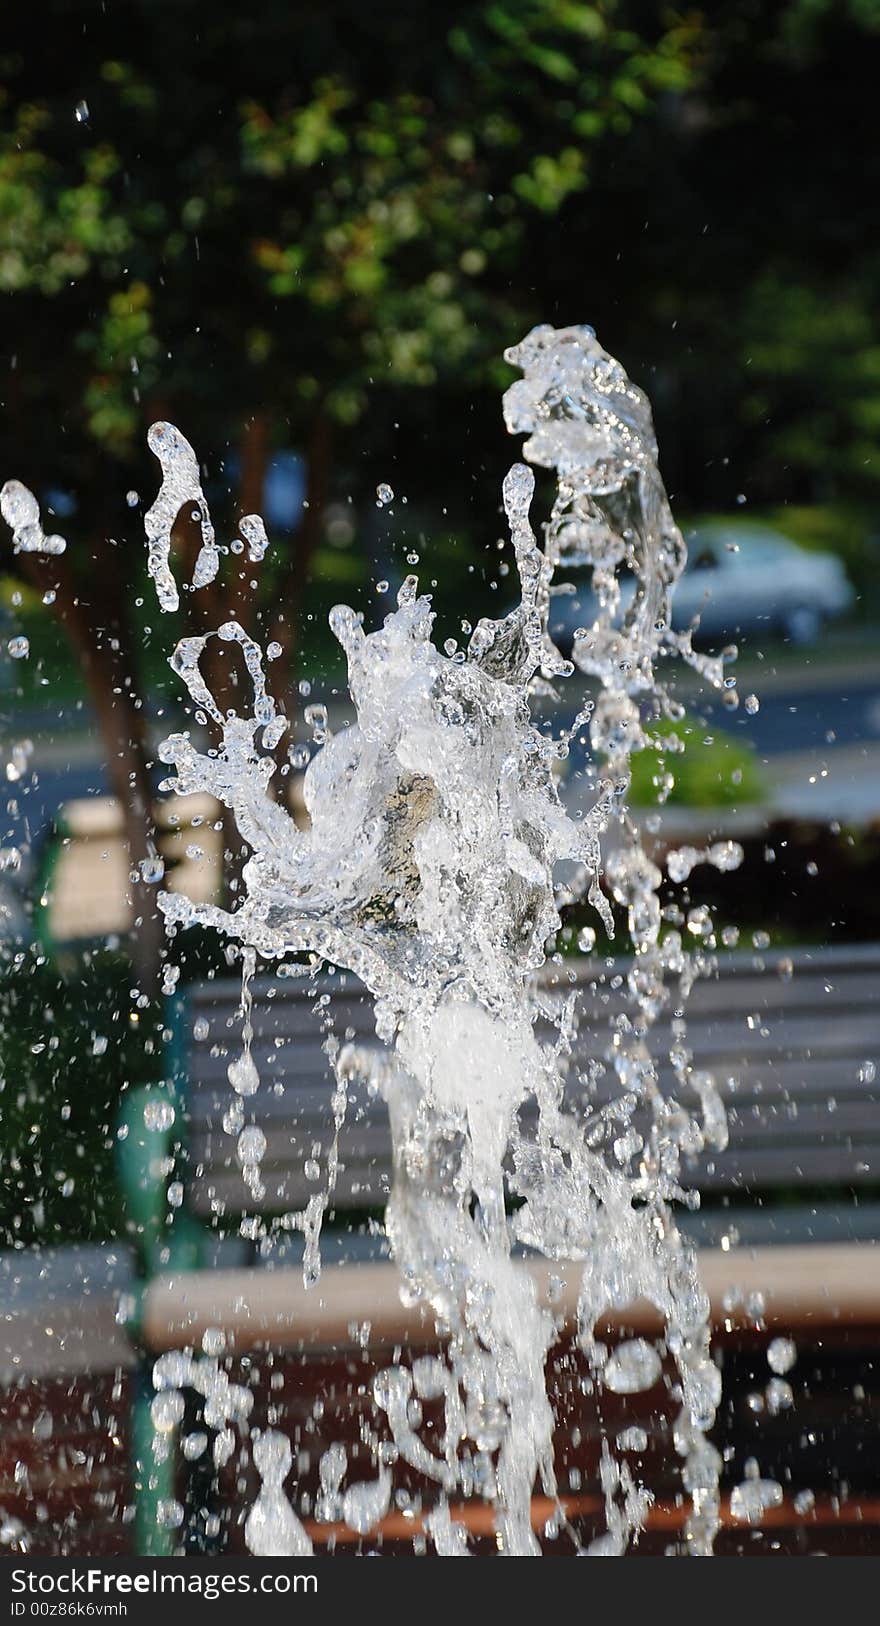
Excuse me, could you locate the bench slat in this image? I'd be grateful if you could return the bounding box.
[176,947,880,1212]
[186,1047,879,1118]
[185,970,878,1030]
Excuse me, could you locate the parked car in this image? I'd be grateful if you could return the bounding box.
[548,521,855,653]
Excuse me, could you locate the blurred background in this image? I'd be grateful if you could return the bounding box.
[5,0,878,1222]
[3,0,880,1239]
[1,0,879,1558]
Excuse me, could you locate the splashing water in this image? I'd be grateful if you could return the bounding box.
[147,327,739,1555]
[0,481,67,557]
[246,1430,314,1557]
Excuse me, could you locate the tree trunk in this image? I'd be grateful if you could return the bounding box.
[238,412,270,529]
[268,406,333,719]
[21,551,164,996]
[88,663,165,997]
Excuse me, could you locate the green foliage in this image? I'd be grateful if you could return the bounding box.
[628,715,765,809]
[0,950,161,1246]
[3,0,880,518]
[564,0,880,510]
[740,278,880,493]
[0,112,131,294]
[0,0,698,472]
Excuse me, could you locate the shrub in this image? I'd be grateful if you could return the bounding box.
[0,948,161,1246]
[628,714,765,808]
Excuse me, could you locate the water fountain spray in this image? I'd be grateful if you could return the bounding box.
[7,326,744,1555]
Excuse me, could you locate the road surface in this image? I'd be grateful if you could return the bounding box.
[4,654,880,867]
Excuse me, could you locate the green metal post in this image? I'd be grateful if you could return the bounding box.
[116,994,206,1556]
[131,1359,177,1557]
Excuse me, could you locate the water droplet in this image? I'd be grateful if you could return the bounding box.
[729,1471,782,1523]
[228,1052,260,1096]
[156,1499,184,1529]
[603,1339,661,1394]
[376,483,394,506]
[151,1391,185,1433]
[7,637,29,660]
[143,1099,175,1132]
[765,1377,793,1414]
[616,1426,647,1453]
[237,1125,267,1165]
[767,1336,796,1375]
[342,1469,391,1535]
[213,1430,235,1469]
[709,840,743,874]
[32,1411,53,1442]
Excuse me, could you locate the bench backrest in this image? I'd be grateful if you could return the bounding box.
[177,944,880,1219]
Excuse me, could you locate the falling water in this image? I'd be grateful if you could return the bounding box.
[7,325,747,1555]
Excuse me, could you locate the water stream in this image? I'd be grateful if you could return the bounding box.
[9,324,747,1556]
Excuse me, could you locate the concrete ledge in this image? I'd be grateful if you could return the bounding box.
[4,1237,876,1379]
[0,1245,135,1383]
[142,1241,880,1355]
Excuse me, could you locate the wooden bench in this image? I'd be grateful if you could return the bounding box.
[117,942,880,1553]
[160,941,880,1221]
